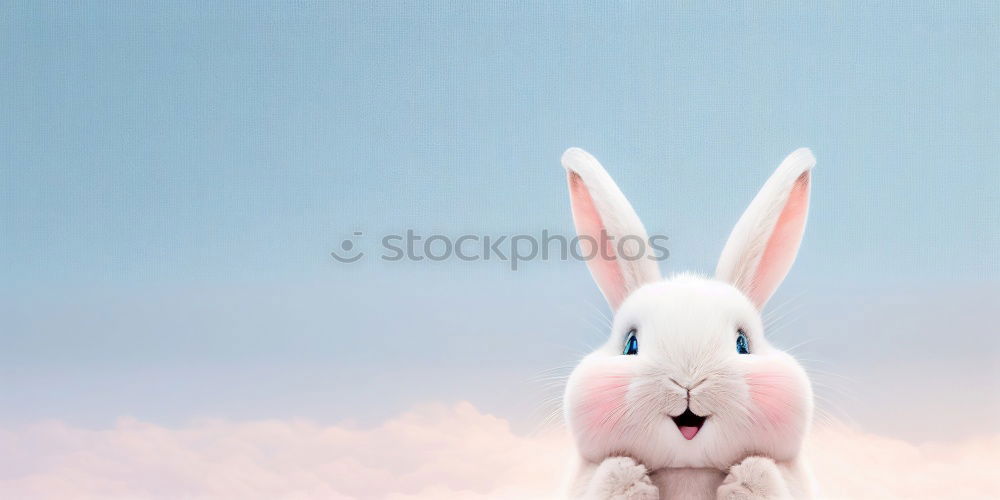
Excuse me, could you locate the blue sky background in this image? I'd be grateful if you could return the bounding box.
[1,1,997,442]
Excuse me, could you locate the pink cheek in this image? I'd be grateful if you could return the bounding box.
[745,370,802,430]
[572,362,634,434]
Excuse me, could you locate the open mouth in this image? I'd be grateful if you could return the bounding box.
[672,408,707,440]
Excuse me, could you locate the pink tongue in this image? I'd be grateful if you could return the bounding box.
[679,426,700,440]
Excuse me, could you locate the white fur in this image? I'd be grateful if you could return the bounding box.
[575,456,660,500]
[716,148,814,308]
[559,149,817,499]
[717,456,793,499]
[562,147,661,309]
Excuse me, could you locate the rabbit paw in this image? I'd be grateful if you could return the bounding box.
[585,456,659,500]
[717,456,791,500]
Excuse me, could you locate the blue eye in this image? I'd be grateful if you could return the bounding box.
[736,329,750,354]
[623,329,639,355]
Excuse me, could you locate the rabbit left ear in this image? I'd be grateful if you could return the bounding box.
[562,148,661,310]
[716,148,815,309]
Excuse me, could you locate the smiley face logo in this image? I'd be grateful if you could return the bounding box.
[331,232,364,263]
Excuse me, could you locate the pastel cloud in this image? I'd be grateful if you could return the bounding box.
[0,402,995,499]
[0,403,570,500]
[806,424,1000,499]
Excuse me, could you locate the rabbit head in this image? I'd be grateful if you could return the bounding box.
[560,147,815,470]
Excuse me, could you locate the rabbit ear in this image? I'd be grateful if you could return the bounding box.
[716,148,815,309]
[562,148,661,310]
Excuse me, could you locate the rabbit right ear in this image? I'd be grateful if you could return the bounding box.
[715,148,815,309]
[562,148,661,310]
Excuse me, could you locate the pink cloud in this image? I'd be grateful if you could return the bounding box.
[806,423,1000,499]
[0,402,995,499]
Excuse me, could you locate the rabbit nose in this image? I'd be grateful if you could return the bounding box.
[669,377,708,395]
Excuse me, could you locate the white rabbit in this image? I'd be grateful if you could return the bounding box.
[558,147,817,500]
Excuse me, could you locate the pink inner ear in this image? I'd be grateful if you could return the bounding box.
[748,171,810,308]
[569,172,627,310]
